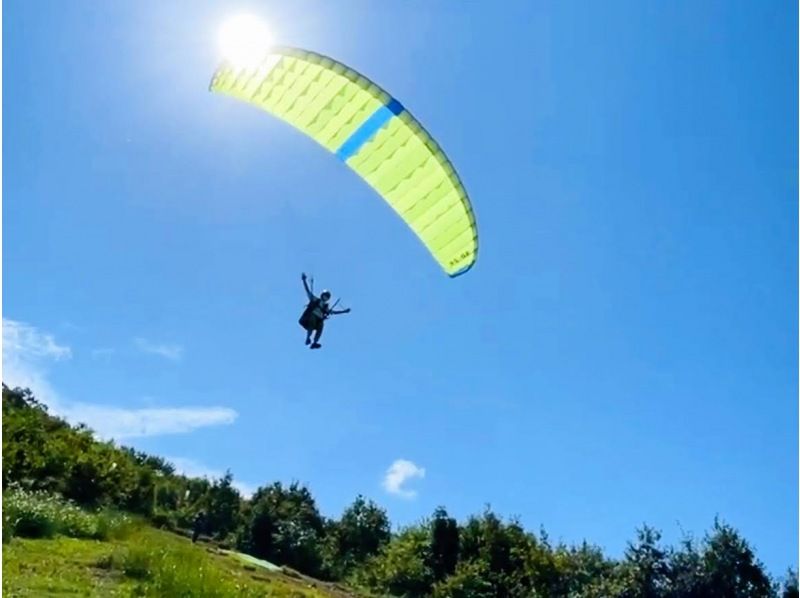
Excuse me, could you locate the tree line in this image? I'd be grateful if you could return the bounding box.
[2,385,796,597]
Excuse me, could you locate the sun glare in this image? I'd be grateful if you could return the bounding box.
[218,14,274,69]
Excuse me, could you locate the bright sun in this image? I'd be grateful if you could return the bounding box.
[218,14,274,69]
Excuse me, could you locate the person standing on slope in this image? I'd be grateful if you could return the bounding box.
[298,273,350,349]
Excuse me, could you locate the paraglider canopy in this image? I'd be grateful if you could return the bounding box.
[210,44,478,277]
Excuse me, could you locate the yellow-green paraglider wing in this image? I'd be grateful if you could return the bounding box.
[210,47,477,277]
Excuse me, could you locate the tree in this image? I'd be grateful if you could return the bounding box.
[782,568,798,598]
[3,386,72,491]
[204,471,242,540]
[237,481,326,576]
[327,495,391,577]
[699,519,774,598]
[353,525,435,597]
[458,508,537,597]
[123,447,176,476]
[619,526,670,598]
[666,536,705,598]
[430,507,460,581]
[432,561,494,598]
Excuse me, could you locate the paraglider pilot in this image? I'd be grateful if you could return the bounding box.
[299,273,350,349]
[192,511,205,543]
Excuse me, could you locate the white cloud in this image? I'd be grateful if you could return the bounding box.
[2,318,236,440]
[3,319,71,409]
[134,337,183,361]
[168,456,256,499]
[4,319,72,361]
[60,403,237,440]
[382,459,426,499]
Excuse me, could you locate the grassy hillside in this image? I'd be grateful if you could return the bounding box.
[3,526,363,597]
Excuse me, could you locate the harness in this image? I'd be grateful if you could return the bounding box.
[303,297,340,320]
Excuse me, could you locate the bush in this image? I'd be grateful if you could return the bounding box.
[3,486,136,540]
[120,544,155,580]
[6,501,56,539]
[96,509,139,540]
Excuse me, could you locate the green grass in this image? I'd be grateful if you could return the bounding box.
[3,526,363,597]
[3,535,138,597]
[2,489,363,596]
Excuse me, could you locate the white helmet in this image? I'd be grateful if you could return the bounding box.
[320,290,331,300]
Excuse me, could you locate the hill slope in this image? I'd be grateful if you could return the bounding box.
[3,526,363,597]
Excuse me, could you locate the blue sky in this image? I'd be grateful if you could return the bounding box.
[3,0,796,575]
